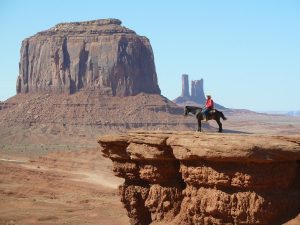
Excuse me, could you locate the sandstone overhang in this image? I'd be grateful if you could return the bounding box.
[98,131,300,225]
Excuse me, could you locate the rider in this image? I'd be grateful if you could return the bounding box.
[203,95,214,121]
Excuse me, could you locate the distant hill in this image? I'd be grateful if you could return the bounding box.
[286,111,300,116]
[258,111,300,116]
[0,92,201,143]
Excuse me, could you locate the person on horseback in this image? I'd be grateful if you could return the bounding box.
[203,95,214,121]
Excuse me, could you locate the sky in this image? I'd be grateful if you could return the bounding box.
[0,0,299,111]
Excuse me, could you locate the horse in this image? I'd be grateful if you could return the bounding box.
[184,106,227,132]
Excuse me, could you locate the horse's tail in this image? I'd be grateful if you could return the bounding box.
[220,111,227,120]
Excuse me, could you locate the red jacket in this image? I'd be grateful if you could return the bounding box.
[205,99,214,109]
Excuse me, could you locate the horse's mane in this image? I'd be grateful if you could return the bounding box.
[186,106,202,110]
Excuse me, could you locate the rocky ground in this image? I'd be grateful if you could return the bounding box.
[1,96,300,225]
[0,92,211,153]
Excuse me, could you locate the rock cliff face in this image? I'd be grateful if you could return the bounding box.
[181,74,190,98]
[16,19,160,96]
[191,79,206,102]
[98,131,300,225]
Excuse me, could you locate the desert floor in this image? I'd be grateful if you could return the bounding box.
[1,114,300,225]
[0,148,128,225]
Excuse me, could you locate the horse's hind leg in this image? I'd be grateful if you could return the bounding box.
[216,119,222,133]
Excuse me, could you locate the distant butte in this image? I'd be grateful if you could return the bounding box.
[16,18,160,96]
[173,74,226,109]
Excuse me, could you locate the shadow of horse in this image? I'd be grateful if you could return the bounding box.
[184,106,227,132]
[221,129,252,134]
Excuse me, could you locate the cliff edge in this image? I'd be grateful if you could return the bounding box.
[98,131,300,225]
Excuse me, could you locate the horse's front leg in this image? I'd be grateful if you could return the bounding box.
[216,119,222,133]
[197,118,202,132]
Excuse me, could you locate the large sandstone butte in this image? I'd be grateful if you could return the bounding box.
[98,131,300,225]
[16,18,160,96]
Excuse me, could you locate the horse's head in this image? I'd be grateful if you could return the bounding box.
[184,106,203,117]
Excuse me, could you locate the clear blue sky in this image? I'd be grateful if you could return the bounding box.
[1,0,299,111]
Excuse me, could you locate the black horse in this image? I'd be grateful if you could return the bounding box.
[184,106,227,132]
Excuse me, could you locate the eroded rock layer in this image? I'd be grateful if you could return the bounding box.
[98,131,300,225]
[17,19,160,96]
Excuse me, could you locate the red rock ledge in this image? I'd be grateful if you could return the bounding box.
[98,131,300,225]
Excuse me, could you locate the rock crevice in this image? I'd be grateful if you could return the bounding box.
[98,131,300,225]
